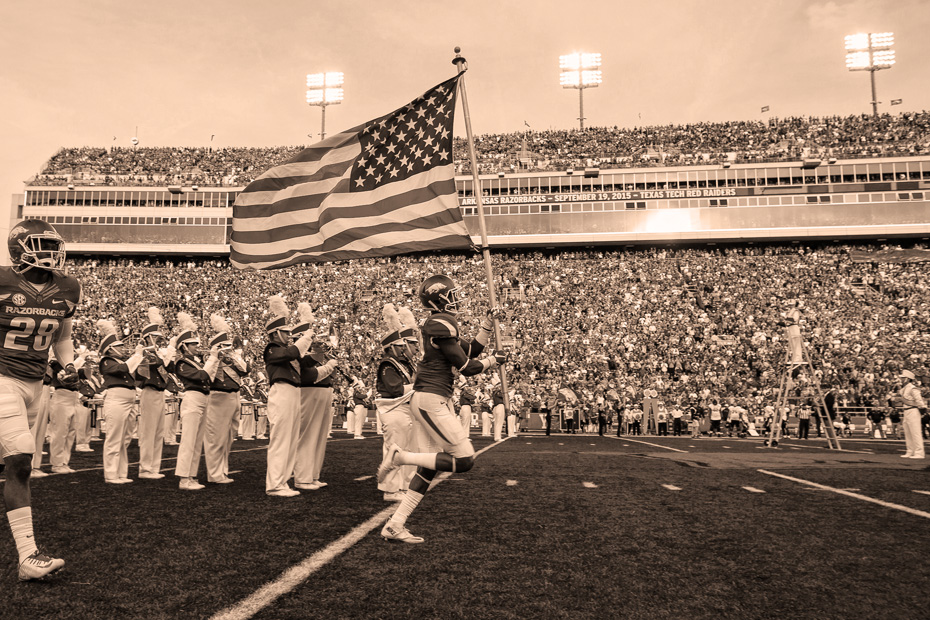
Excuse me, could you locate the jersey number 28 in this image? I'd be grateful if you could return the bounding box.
[4,318,59,352]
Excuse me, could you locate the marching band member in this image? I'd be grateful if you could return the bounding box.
[377,274,505,543]
[293,303,339,491]
[171,312,220,491]
[457,377,475,434]
[491,383,506,441]
[203,315,249,484]
[74,353,99,452]
[97,319,145,484]
[47,352,86,473]
[375,304,419,502]
[135,307,172,479]
[264,297,313,496]
[350,377,370,439]
[254,374,269,440]
[238,377,257,441]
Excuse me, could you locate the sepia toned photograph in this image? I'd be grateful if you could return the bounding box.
[0,1,928,618]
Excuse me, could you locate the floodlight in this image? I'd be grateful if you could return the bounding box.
[306,71,345,140]
[844,32,895,116]
[559,51,602,129]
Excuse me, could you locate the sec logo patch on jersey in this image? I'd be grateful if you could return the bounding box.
[11,293,26,306]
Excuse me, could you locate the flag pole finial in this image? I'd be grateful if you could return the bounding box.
[452,47,466,69]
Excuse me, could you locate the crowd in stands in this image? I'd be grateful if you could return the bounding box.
[66,242,930,429]
[31,112,930,186]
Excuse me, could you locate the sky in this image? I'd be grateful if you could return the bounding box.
[1,0,929,208]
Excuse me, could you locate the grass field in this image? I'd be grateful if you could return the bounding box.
[1,431,928,619]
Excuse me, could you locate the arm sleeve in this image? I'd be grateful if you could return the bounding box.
[437,338,491,377]
[203,355,220,381]
[307,359,337,383]
[460,337,487,359]
[265,343,301,364]
[125,352,144,375]
[294,334,314,356]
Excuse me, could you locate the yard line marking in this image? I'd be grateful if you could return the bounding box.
[228,470,243,475]
[354,476,373,482]
[558,443,564,446]
[790,447,801,450]
[211,439,506,620]
[661,484,682,491]
[913,490,930,496]
[758,470,930,520]
[722,446,731,449]
[506,480,518,486]
[582,482,598,488]
[606,436,688,453]
[742,486,766,493]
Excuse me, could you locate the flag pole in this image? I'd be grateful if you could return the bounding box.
[452,47,511,414]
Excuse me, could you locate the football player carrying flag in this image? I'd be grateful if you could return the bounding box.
[377,274,504,543]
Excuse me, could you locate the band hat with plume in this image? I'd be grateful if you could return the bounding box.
[209,314,233,348]
[176,312,200,345]
[266,296,291,334]
[291,302,315,336]
[97,319,123,354]
[397,306,418,341]
[381,303,404,348]
[141,307,165,338]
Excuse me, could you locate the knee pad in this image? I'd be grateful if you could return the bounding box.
[453,455,475,473]
[410,468,437,494]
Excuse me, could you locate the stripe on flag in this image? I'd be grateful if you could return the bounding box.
[231,75,472,269]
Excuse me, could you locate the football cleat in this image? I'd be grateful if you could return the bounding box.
[18,550,65,581]
[376,443,402,484]
[381,522,424,544]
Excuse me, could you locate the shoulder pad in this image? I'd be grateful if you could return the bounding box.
[53,273,82,304]
[424,313,458,339]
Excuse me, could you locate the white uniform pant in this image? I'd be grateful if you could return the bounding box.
[409,391,474,458]
[481,410,491,436]
[74,398,91,447]
[138,387,165,475]
[204,391,239,482]
[174,391,207,479]
[102,387,135,481]
[493,404,505,441]
[295,387,333,485]
[49,388,80,468]
[239,403,256,439]
[903,408,925,457]
[377,401,416,493]
[508,413,518,437]
[256,405,268,437]
[353,404,366,437]
[29,384,51,469]
[459,405,472,435]
[266,383,300,491]
[164,400,179,444]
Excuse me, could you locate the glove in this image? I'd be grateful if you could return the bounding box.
[488,306,506,321]
[58,363,80,389]
[209,345,221,358]
[134,344,145,355]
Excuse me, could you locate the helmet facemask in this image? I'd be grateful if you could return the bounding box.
[12,231,66,273]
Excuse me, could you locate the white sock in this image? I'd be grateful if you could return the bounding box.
[396,451,438,470]
[389,490,424,527]
[7,507,38,564]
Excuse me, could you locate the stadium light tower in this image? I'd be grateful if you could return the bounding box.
[306,71,344,140]
[845,32,895,117]
[560,52,601,130]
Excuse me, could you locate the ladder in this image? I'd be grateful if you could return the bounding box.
[765,341,842,450]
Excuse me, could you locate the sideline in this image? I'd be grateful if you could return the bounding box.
[773,442,874,455]
[605,435,688,453]
[210,437,511,620]
[758,469,930,520]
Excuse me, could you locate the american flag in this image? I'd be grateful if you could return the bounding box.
[231,75,472,269]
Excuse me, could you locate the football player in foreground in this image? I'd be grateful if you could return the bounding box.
[2,220,80,580]
[378,274,504,543]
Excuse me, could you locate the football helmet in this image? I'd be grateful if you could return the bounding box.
[8,219,66,273]
[418,274,462,314]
